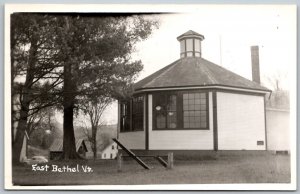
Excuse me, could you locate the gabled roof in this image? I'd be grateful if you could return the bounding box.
[49,139,88,152]
[134,57,270,93]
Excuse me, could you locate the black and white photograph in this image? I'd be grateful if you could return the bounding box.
[4,4,296,190]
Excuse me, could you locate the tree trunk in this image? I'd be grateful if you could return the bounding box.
[62,101,79,159]
[12,35,37,164]
[11,25,16,147]
[12,86,32,164]
[92,125,97,160]
[12,108,28,164]
[60,16,82,160]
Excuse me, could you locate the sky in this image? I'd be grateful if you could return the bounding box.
[134,6,296,86]
[9,5,295,126]
[102,5,296,125]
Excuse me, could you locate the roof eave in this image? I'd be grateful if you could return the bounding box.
[177,34,205,41]
[133,85,271,95]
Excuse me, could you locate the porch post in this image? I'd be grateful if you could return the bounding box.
[117,100,121,139]
[145,94,149,150]
[212,91,218,151]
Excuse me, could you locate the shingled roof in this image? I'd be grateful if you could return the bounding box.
[134,57,270,92]
[177,30,205,40]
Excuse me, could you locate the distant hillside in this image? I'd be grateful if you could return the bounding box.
[47,122,117,152]
[74,124,117,151]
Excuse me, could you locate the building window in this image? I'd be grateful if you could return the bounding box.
[186,39,193,51]
[120,102,130,132]
[180,40,186,57]
[183,92,208,128]
[186,38,193,57]
[153,91,208,130]
[120,96,144,132]
[132,96,144,131]
[179,38,202,58]
[154,93,177,129]
[194,39,200,52]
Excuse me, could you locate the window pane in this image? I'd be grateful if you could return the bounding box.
[167,111,177,128]
[184,122,189,128]
[189,104,194,110]
[180,40,186,53]
[200,111,207,117]
[186,39,193,51]
[195,104,201,110]
[154,93,177,129]
[156,114,166,128]
[132,96,144,131]
[200,98,206,104]
[183,92,208,129]
[183,105,188,111]
[195,39,200,52]
[167,95,176,111]
[200,121,207,128]
[120,102,131,132]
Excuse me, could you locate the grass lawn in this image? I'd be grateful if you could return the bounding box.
[12,152,290,185]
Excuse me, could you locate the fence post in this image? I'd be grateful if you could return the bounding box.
[117,153,122,172]
[167,152,174,169]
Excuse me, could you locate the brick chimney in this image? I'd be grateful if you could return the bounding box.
[251,46,261,84]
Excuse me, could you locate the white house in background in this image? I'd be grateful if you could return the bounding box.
[100,142,118,159]
[266,108,290,152]
[266,91,290,153]
[117,30,271,153]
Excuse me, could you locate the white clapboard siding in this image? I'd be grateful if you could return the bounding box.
[217,92,266,150]
[148,92,214,150]
[101,142,118,159]
[266,109,290,151]
[119,131,145,149]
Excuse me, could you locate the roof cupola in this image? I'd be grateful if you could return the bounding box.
[177,30,205,58]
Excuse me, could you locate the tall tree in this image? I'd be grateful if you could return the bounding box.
[11,13,62,164]
[53,14,158,159]
[80,97,112,159]
[11,13,159,161]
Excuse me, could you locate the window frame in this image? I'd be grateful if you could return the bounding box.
[120,95,145,133]
[179,38,202,58]
[182,91,209,129]
[120,101,131,132]
[132,95,144,131]
[152,90,209,130]
[153,92,178,130]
